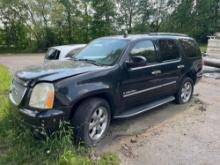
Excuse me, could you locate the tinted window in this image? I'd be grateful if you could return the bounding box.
[180,39,201,57]
[130,40,157,64]
[158,40,180,61]
[74,39,128,65]
[45,48,60,60]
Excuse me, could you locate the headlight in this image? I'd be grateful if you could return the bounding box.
[29,83,55,109]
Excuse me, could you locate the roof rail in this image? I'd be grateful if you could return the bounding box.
[148,32,188,37]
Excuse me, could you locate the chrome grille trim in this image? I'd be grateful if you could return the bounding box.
[13,77,28,86]
[9,79,27,106]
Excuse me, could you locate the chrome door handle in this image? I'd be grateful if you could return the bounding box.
[152,70,161,75]
[177,65,185,69]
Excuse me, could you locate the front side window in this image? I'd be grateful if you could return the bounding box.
[158,39,180,61]
[129,40,158,64]
[73,39,129,65]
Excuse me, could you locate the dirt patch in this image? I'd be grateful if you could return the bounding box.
[120,144,137,158]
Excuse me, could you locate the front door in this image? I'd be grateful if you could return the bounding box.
[121,40,164,111]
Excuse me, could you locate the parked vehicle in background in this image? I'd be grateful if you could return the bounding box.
[9,33,203,146]
[45,44,86,61]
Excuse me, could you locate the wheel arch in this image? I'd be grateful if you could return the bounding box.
[185,71,197,84]
[69,92,116,121]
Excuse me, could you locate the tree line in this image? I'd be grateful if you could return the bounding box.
[0,0,219,52]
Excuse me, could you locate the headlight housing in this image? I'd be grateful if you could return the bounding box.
[29,83,55,109]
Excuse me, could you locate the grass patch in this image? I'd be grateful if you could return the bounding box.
[199,44,207,53]
[0,65,119,165]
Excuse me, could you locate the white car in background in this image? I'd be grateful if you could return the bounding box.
[45,44,86,61]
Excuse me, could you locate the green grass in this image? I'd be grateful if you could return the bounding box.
[0,65,119,165]
[199,44,207,53]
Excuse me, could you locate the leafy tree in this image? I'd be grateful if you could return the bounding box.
[60,0,78,43]
[0,0,219,52]
[193,0,220,41]
[90,0,116,38]
[116,0,140,33]
[77,0,92,42]
[132,0,151,33]
[50,0,65,44]
[160,0,220,42]
[0,0,29,49]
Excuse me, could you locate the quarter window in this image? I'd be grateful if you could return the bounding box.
[180,39,201,58]
[129,40,157,64]
[158,40,180,61]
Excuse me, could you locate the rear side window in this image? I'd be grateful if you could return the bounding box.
[158,39,180,61]
[130,40,158,64]
[180,39,201,58]
[45,48,60,60]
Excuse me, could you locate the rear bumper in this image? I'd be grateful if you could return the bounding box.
[18,108,65,132]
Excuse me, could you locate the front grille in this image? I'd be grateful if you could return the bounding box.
[9,79,27,106]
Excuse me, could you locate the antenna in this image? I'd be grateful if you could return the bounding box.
[121,25,128,38]
[123,30,128,38]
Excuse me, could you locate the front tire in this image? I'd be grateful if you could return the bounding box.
[71,98,111,146]
[175,77,194,104]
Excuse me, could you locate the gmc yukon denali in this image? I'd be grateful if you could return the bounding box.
[9,33,203,146]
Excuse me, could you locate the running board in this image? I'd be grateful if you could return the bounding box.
[114,96,175,119]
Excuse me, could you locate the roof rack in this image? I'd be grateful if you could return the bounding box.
[148,32,188,37]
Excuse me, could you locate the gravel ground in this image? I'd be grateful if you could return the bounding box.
[0,54,44,74]
[1,54,220,165]
[97,73,220,165]
[117,78,220,165]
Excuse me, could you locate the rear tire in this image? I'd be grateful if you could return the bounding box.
[71,98,111,147]
[175,77,194,104]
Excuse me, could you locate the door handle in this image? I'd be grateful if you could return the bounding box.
[177,65,185,69]
[152,70,161,75]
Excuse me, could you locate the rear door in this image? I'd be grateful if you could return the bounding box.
[179,39,203,79]
[156,39,183,97]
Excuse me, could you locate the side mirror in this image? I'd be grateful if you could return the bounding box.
[126,56,147,68]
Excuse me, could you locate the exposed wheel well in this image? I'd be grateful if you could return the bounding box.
[69,93,115,121]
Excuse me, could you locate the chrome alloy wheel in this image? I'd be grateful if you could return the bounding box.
[89,106,108,141]
[181,81,192,103]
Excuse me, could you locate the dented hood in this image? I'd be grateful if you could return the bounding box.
[15,60,104,85]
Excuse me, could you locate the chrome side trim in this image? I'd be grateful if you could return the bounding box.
[123,81,176,98]
[130,59,181,71]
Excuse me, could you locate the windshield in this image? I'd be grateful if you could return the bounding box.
[72,39,129,65]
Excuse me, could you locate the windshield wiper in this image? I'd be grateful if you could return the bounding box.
[72,57,99,66]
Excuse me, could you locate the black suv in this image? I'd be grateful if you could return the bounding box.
[9,33,203,146]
